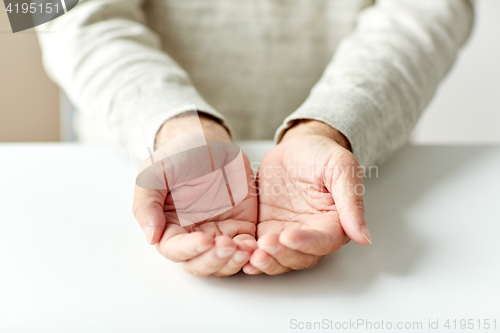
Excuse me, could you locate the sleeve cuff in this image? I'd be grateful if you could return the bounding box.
[123,86,232,164]
[274,86,395,168]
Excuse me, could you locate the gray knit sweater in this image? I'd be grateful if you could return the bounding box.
[36,0,474,167]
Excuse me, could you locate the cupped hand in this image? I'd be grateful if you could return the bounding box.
[133,113,258,277]
[245,120,371,275]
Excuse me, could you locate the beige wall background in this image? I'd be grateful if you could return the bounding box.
[0,8,59,142]
[0,0,498,144]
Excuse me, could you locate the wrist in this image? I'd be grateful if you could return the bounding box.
[281,119,351,151]
[155,112,232,150]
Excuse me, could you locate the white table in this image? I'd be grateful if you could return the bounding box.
[1,143,499,333]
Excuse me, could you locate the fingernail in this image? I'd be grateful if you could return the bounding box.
[196,244,212,253]
[233,251,249,263]
[261,244,280,255]
[361,225,372,245]
[142,226,155,245]
[215,247,236,259]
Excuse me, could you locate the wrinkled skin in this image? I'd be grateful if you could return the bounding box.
[133,116,370,277]
[133,114,258,277]
[244,124,371,275]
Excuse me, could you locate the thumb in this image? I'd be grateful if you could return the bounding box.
[328,157,372,246]
[133,157,170,245]
[133,186,168,245]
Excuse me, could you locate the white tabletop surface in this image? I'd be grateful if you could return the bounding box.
[0,142,499,333]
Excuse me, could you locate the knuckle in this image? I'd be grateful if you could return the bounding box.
[352,196,366,212]
[337,196,365,215]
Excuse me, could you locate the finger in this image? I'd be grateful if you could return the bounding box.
[214,250,250,277]
[214,238,253,277]
[328,158,372,246]
[133,185,168,245]
[182,235,236,277]
[258,233,321,269]
[156,231,214,262]
[249,249,292,275]
[233,233,258,251]
[242,263,262,275]
[279,228,347,256]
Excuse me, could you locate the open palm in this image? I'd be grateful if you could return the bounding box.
[133,115,259,277]
[134,149,258,277]
[245,133,371,275]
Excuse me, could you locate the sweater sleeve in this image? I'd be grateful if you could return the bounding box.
[36,0,230,155]
[275,0,475,167]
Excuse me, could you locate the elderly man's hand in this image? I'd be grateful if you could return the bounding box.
[133,113,258,277]
[244,120,371,275]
